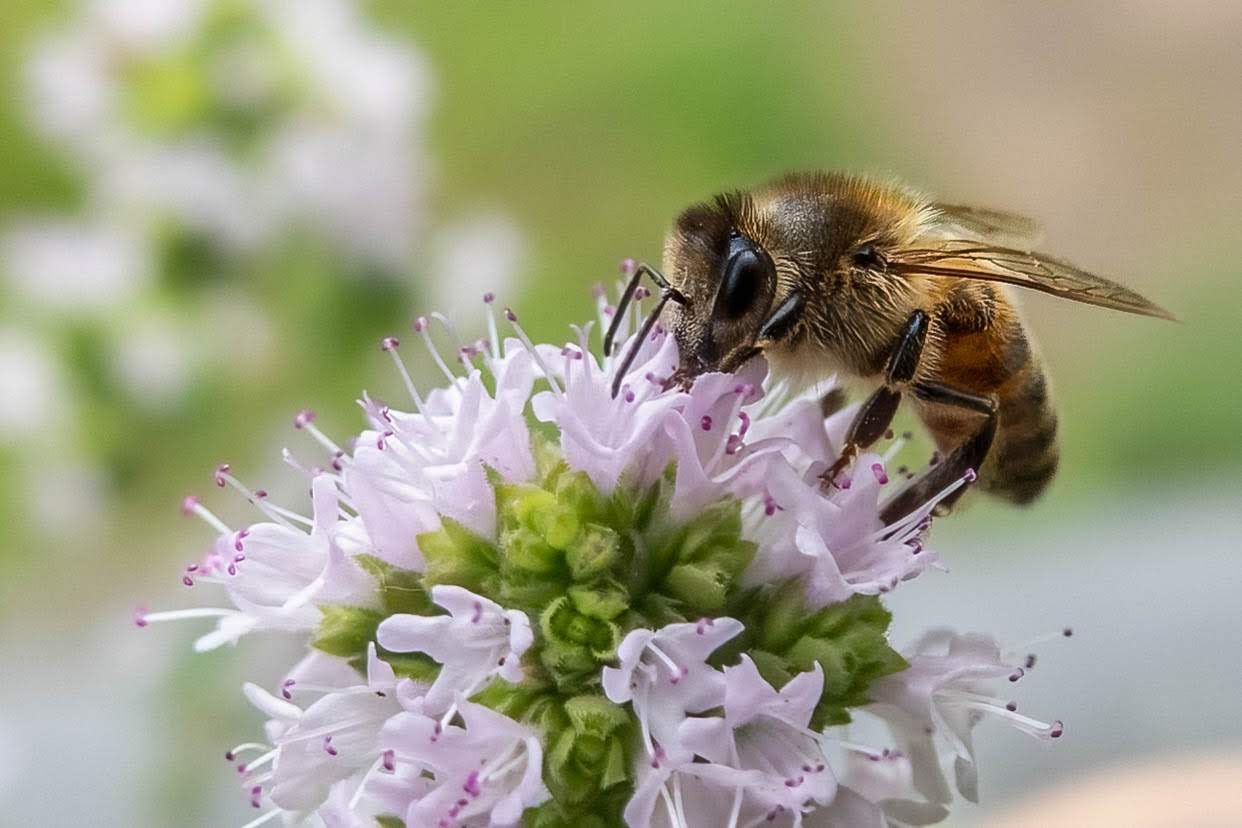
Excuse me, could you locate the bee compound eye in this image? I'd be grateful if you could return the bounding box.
[720,248,764,318]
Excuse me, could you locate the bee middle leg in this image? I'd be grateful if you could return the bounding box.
[879,381,997,524]
[820,310,930,485]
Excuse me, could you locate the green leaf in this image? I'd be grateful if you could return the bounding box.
[542,596,618,656]
[533,504,581,550]
[376,651,440,683]
[678,499,743,563]
[601,735,629,790]
[539,637,599,686]
[497,482,558,529]
[418,517,499,592]
[496,571,567,612]
[472,680,553,721]
[374,816,405,828]
[312,605,383,659]
[545,695,633,805]
[552,469,602,518]
[739,591,906,729]
[748,648,795,689]
[531,430,568,483]
[354,554,433,616]
[754,581,816,652]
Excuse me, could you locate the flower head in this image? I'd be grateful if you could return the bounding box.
[143,290,1066,825]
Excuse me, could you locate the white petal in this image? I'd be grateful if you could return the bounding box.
[243,682,302,722]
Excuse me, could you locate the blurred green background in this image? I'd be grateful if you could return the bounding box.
[0,1,1238,825]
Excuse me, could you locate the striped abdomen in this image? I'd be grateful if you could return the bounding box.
[983,358,1059,504]
[920,291,1059,505]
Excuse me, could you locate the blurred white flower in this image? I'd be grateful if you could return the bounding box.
[28,0,433,267]
[1,218,150,315]
[0,327,67,439]
[111,310,198,409]
[428,213,526,324]
[198,288,277,379]
[26,458,107,540]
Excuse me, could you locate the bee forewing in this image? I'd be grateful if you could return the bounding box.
[893,241,1176,320]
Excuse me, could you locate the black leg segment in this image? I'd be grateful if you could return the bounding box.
[885,310,930,384]
[821,310,931,485]
[843,386,902,449]
[880,409,997,524]
[912,379,996,416]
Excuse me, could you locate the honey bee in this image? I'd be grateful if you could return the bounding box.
[604,172,1173,522]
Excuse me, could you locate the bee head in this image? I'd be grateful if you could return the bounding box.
[659,194,783,379]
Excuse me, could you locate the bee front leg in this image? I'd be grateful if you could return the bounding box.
[879,380,997,524]
[820,310,930,487]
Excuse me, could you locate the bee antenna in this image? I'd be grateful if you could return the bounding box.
[610,289,680,398]
[603,262,687,358]
[604,262,688,399]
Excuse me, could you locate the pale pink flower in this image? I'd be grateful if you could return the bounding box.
[744,453,949,608]
[381,697,549,827]
[531,320,689,494]
[679,656,836,823]
[138,473,375,651]
[377,585,533,715]
[867,630,1064,805]
[239,644,424,816]
[603,618,744,764]
[345,330,538,567]
[804,747,951,827]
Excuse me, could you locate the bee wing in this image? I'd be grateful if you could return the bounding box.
[933,203,1043,248]
[892,240,1176,320]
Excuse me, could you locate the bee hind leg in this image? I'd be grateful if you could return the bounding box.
[820,310,930,487]
[879,380,997,524]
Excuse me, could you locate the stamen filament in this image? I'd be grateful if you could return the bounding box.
[216,470,296,530]
[225,742,270,760]
[139,607,238,624]
[938,693,1060,736]
[384,343,432,418]
[182,498,231,534]
[504,308,564,397]
[415,316,459,384]
[483,294,501,362]
[645,643,681,678]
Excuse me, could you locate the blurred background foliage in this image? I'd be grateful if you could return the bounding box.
[0,1,1238,825]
